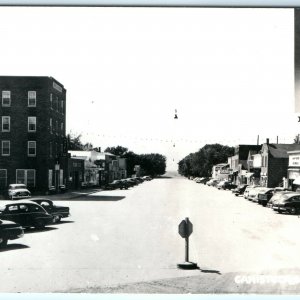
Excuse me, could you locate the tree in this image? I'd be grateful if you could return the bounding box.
[294,134,300,144]
[67,133,94,151]
[178,144,234,178]
[104,146,128,156]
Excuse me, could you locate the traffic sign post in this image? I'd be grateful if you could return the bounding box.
[177,217,198,270]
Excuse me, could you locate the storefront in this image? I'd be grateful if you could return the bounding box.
[287,151,300,190]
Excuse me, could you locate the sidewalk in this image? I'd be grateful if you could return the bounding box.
[0,188,103,201]
[37,188,104,201]
[66,270,300,294]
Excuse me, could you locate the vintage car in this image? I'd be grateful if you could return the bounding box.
[30,198,70,223]
[248,186,265,202]
[244,185,260,199]
[206,179,219,187]
[0,219,24,247]
[256,188,275,206]
[104,180,129,190]
[7,184,31,200]
[0,201,53,229]
[272,192,300,214]
[232,184,248,196]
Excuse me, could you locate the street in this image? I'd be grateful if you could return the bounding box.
[2,175,300,293]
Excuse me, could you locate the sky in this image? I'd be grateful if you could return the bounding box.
[0,7,297,171]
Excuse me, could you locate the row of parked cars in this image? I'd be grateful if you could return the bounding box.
[238,185,300,214]
[0,197,70,248]
[191,176,300,215]
[104,176,152,190]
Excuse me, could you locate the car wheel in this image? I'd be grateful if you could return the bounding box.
[0,238,8,248]
[290,207,298,215]
[278,211,282,214]
[35,219,45,229]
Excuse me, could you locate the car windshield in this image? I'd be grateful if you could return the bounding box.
[10,185,26,190]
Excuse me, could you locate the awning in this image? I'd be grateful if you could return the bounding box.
[245,172,254,178]
[293,177,300,185]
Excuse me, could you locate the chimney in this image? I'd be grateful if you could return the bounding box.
[266,138,269,145]
[98,147,101,153]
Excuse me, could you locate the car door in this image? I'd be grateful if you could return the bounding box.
[18,204,31,226]
[3,205,20,224]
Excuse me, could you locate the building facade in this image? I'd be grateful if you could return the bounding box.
[260,141,300,188]
[0,76,68,193]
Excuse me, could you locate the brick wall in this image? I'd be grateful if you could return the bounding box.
[0,76,67,192]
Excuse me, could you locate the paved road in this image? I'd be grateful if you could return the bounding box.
[1,176,300,293]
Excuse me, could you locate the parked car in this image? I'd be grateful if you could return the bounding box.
[248,186,264,202]
[256,188,274,206]
[272,192,300,214]
[221,182,237,190]
[217,180,227,189]
[0,201,53,229]
[7,184,31,200]
[206,179,219,187]
[125,178,137,187]
[142,176,152,181]
[200,177,211,184]
[0,219,24,247]
[232,184,248,196]
[244,185,260,199]
[268,191,293,208]
[30,198,70,223]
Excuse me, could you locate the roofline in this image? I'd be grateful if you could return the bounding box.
[0,75,65,88]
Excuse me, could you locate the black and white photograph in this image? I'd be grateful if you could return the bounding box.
[0,5,299,294]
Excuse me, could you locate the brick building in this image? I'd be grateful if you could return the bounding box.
[0,76,68,194]
[260,140,300,188]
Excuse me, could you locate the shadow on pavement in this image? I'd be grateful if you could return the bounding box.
[200,269,222,275]
[24,226,58,234]
[65,195,125,201]
[0,243,29,252]
[57,220,75,224]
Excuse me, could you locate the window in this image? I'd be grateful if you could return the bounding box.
[27,170,35,187]
[2,116,10,132]
[2,91,10,106]
[56,96,59,111]
[28,117,36,132]
[49,142,52,157]
[28,91,36,107]
[48,169,53,188]
[56,120,58,135]
[0,169,7,189]
[28,141,36,157]
[50,118,52,133]
[16,169,35,187]
[61,100,64,114]
[19,204,29,212]
[61,122,64,135]
[8,205,18,212]
[1,141,10,156]
[50,93,53,109]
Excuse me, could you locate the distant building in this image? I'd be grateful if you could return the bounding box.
[231,145,261,185]
[68,150,127,187]
[0,76,68,193]
[260,140,300,187]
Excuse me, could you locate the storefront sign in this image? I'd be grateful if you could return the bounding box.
[288,170,300,180]
[289,154,300,167]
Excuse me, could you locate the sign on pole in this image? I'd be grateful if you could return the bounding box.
[177,217,197,270]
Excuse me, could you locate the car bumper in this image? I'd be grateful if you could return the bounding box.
[3,227,24,240]
[273,206,288,212]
